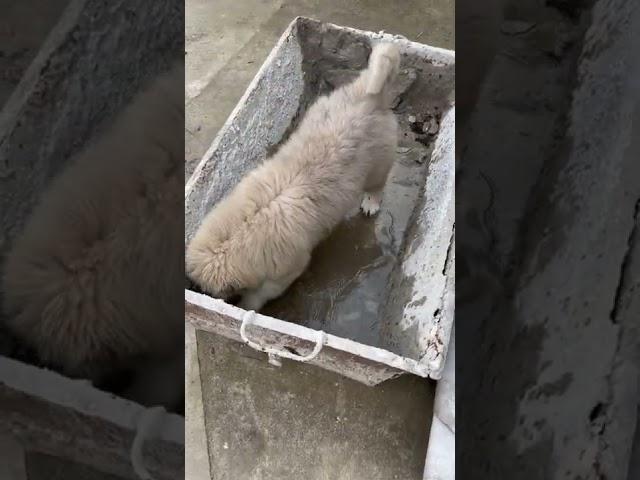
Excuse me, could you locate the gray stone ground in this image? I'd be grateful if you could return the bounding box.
[185,0,454,180]
[185,1,453,479]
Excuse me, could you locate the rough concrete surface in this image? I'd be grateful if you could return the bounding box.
[186,325,211,480]
[506,2,640,477]
[186,2,453,479]
[456,0,640,477]
[198,332,434,480]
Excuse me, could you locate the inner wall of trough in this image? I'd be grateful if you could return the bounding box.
[258,21,454,351]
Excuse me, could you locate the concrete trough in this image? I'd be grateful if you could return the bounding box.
[0,1,184,479]
[185,17,455,479]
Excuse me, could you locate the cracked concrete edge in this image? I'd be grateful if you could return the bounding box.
[510,0,640,477]
[591,227,640,479]
[565,1,640,477]
[602,199,640,479]
[400,107,455,379]
[186,325,212,480]
[595,2,640,472]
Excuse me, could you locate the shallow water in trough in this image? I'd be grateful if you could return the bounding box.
[262,118,437,347]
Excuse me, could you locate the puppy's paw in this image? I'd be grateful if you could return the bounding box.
[360,193,381,217]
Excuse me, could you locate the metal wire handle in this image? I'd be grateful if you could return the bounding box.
[240,310,326,363]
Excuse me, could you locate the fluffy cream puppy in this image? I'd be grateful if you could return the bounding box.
[186,42,401,311]
[2,65,184,406]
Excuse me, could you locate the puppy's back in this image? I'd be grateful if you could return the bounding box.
[2,65,184,378]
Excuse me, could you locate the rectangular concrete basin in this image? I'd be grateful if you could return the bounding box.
[185,16,455,480]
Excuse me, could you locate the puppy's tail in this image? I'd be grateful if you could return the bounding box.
[364,42,401,98]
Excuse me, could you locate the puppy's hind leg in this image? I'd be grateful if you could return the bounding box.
[361,190,384,217]
[361,145,395,217]
[238,253,311,312]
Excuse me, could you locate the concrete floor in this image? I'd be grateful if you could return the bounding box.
[185,0,454,179]
[185,1,453,479]
[199,334,434,480]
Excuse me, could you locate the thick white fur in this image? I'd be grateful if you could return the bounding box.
[186,42,401,311]
[2,65,185,405]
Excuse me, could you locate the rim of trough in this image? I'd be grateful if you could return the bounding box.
[0,355,185,443]
[185,290,432,378]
